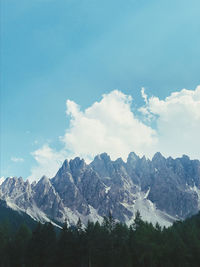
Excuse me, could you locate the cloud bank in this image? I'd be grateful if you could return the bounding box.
[141,85,200,158]
[62,90,157,160]
[28,86,200,182]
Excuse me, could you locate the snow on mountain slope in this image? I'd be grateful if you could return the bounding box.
[0,177,5,186]
[121,189,175,227]
[189,184,200,209]
[1,152,200,227]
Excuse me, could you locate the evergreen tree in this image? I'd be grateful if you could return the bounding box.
[1,209,200,266]
[112,222,131,267]
[26,222,56,267]
[10,224,31,267]
[0,220,10,267]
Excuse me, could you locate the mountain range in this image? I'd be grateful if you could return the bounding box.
[1,152,200,227]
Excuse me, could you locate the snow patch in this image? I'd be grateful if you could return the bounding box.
[0,177,5,186]
[5,199,61,228]
[63,207,80,225]
[144,187,150,199]
[105,185,111,194]
[121,189,175,227]
[87,205,103,224]
[6,200,23,212]
[61,206,104,227]
[190,185,200,209]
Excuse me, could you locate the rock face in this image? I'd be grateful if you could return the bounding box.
[1,152,200,227]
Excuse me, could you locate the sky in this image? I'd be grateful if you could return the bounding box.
[1,0,200,181]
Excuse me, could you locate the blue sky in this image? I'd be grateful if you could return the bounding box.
[1,0,200,180]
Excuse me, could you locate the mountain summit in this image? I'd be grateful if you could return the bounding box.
[1,152,200,227]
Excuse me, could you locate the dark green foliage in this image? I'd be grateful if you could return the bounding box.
[26,222,56,267]
[0,200,37,232]
[0,220,10,267]
[1,211,200,266]
[9,224,31,267]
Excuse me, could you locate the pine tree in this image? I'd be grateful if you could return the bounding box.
[0,220,10,267]
[13,224,31,267]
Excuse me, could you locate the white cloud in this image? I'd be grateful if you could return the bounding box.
[62,90,157,160]
[141,87,148,104]
[140,85,200,159]
[11,157,24,163]
[28,90,157,182]
[27,145,67,183]
[28,86,200,182]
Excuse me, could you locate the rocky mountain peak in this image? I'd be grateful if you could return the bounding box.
[152,152,165,161]
[99,152,111,162]
[152,152,166,168]
[61,159,70,171]
[127,152,139,164]
[69,157,86,171]
[1,152,200,227]
[38,175,49,184]
[1,176,23,190]
[69,157,87,181]
[34,176,53,195]
[182,154,190,160]
[93,153,111,164]
[90,153,114,179]
[114,157,124,165]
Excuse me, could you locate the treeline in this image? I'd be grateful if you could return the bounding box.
[0,211,200,267]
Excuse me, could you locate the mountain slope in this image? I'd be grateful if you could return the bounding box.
[1,152,200,227]
[0,199,37,231]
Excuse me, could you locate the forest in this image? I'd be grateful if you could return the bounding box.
[0,211,200,267]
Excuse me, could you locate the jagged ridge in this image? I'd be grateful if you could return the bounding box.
[1,152,200,227]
